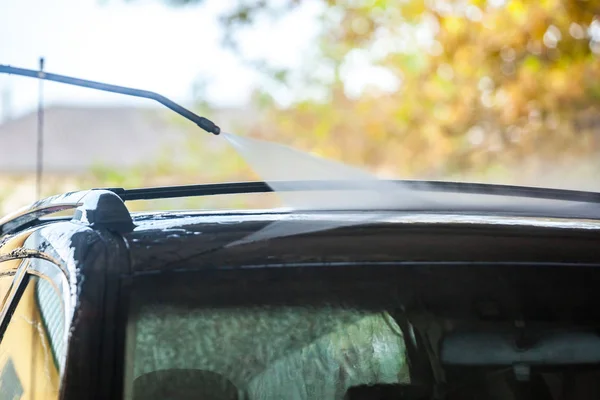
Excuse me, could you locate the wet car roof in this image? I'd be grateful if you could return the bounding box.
[123,210,600,274]
[129,210,600,232]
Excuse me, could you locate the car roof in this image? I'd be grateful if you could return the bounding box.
[122,209,600,274]
[5,191,600,278]
[2,182,600,276]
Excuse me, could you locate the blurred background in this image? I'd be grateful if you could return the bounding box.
[1,0,599,212]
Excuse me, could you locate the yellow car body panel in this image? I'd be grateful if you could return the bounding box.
[0,230,60,400]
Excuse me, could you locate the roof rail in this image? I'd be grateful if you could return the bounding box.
[3,180,600,237]
[108,180,600,204]
[0,191,89,236]
[0,190,133,237]
[106,180,600,220]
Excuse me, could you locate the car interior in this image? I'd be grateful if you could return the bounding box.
[122,264,600,400]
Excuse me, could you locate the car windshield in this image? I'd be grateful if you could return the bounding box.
[123,270,412,400]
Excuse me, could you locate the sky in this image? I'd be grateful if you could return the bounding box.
[0,0,323,119]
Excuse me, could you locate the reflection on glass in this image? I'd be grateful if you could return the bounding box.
[126,304,410,400]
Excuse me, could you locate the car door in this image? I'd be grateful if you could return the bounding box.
[0,256,70,400]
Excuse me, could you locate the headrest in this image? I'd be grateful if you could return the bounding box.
[133,369,238,400]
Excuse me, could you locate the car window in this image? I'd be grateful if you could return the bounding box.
[124,271,411,400]
[0,274,66,400]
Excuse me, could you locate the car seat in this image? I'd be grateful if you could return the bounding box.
[132,368,239,400]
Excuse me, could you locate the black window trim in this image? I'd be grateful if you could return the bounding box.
[0,271,17,315]
[0,260,29,337]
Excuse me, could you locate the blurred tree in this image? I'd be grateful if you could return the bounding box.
[123,0,600,191]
